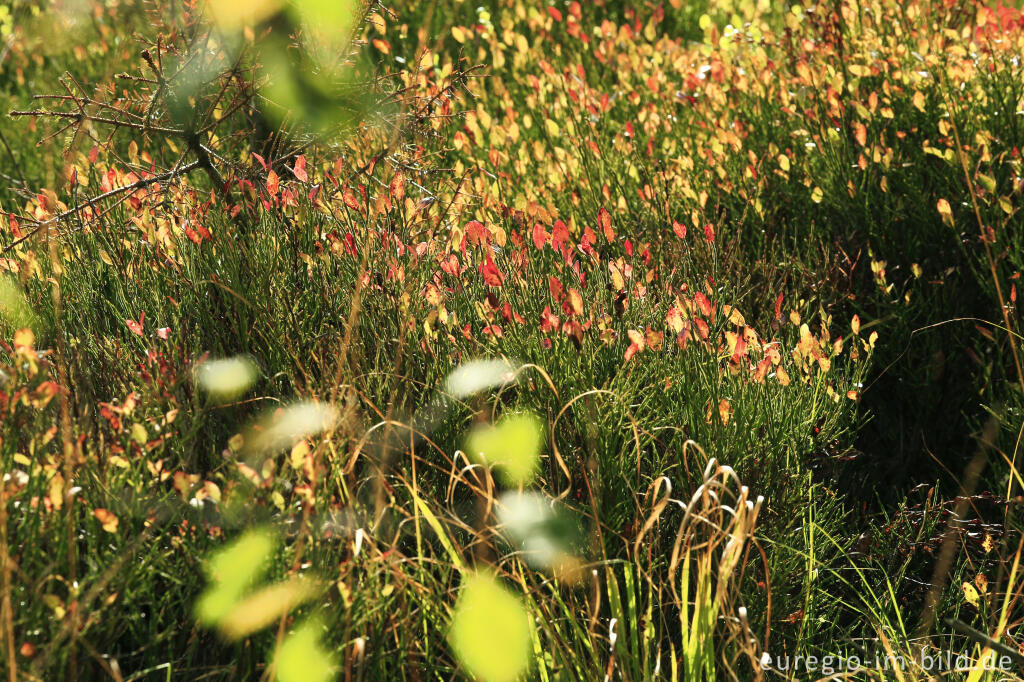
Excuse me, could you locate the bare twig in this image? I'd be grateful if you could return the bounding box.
[2,160,201,253]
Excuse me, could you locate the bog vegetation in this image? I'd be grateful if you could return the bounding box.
[1,0,1024,679]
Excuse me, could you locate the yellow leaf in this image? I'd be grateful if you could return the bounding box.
[218,577,321,640]
[451,26,466,43]
[48,473,64,511]
[290,440,310,470]
[913,90,926,112]
[369,12,386,34]
[962,581,979,607]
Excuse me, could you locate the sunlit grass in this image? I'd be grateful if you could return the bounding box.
[2,0,1023,679]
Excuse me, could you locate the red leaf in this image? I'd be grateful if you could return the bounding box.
[551,220,570,252]
[157,327,170,340]
[704,223,715,242]
[252,153,267,171]
[694,292,713,317]
[540,305,561,332]
[479,255,504,287]
[464,220,490,248]
[532,223,549,250]
[547,6,563,21]
[672,220,687,239]
[126,312,145,337]
[598,208,614,242]
[292,155,308,182]
[266,170,280,197]
[581,226,597,254]
[548,276,564,300]
[441,254,461,277]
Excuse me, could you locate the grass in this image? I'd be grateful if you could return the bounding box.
[2,0,1024,679]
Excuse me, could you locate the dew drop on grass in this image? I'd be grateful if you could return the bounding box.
[195,356,259,403]
[465,412,543,486]
[450,572,532,682]
[444,358,517,399]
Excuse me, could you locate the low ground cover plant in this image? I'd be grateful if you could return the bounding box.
[1,0,1024,679]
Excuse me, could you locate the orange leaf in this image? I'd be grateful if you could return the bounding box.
[567,289,584,316]
[853,122,867,147]
[718,398,732,426]
[390,172,406,202]
[93,508,119,533]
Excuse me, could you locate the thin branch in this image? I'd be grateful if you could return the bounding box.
[2,160,202,253]
[8,110,185,136]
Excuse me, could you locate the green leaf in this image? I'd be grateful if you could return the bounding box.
[196,528,277,625]
[289,0,357,46]
[977,173,997,193]
[450,572,532,682]
[465,413,543,485]
[274,618,337,682]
